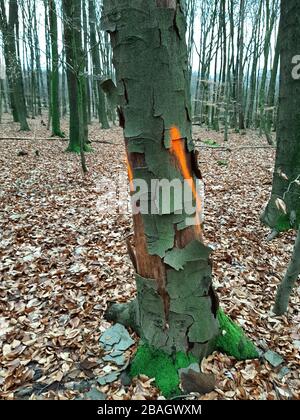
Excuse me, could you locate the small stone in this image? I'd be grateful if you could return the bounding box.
[99,324,134,351]
[263,350,284,368]
[97,372,119,386]
[110,350,123,357]
[120,371,132,387]
[85,388,106,400]
[293,340,300,350]
[68,380,94,392]
[15,386,33,398]
[178,363,200,377]
[278,366,290,380]
[103,354,125,366]
[32,369,43,381]
[180,370,216,394]
[103,365,112,374]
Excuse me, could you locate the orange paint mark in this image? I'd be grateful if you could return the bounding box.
[126,155,134,192]
[170,126,202,234]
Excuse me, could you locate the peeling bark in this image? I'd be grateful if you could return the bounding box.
[102,0,219,358]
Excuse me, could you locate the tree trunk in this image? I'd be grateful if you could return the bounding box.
[273,229,300,315]
[102,0,219,359]
[49,0,64,137]
[89,0,110,129]
[265,27,280,145]
[62,0,89,153]
[237,0,246,131]
[259,0,278,138]
[0,0,29,130]
[261,0,300,230]
[44,0,52,128]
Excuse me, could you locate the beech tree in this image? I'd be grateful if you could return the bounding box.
[274,229,300,315]
[102,0,257,395]
[0,0,29,131]
[261,0,300,233]
[48,0,64,137]
[62,0,89,153]
[88,0,110,129]
[263,0,300,316]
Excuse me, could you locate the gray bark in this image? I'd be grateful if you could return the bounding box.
[273,229,300,315]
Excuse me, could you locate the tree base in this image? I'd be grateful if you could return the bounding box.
[100,122,110,130]
[130,343,198,398]
[19,126,30,132]
[106,302,258,396]
[216,310,259,360]
[65,144,93,153]
[262,196,300,232]
[52,131,65,139]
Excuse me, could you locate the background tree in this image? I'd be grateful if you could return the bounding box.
[48,0,64,137]
[261,0,300,232]
[62,0,89,153]
[0,0,29,130]
[88,0,109,129]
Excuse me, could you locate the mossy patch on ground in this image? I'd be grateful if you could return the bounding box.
[130,343,197,397]
[202,139,221,147]
[216,309,259,360]
[130,310,258,397]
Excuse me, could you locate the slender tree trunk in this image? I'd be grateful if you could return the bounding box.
[82,1,91,125]
[49,0,64,137]
[0,0,29,130]
[237,0,246,131]
[89,0,109,129]
[44,0,52,128]
[265,27,280,144]
[33,0,43,116]
[62,0,89,153]
[259,0,278,137]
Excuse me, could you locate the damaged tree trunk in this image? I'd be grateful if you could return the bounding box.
[102,0,219,359]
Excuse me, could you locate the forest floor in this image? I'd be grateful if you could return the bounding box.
[0,117,299,400]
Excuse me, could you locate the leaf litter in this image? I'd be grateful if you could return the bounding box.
[0,118,299,400]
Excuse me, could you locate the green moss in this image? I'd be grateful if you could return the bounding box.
[216,309,259,360]
[217,160,228,167]
[203,139,220,147]
[130,311,258,396]
[276,214,291,232]
[275,211,300,232]
[130,343,197,397]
